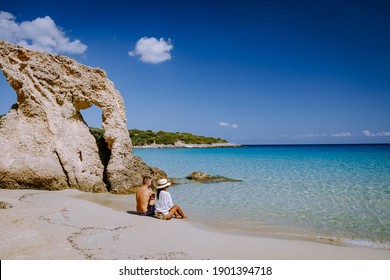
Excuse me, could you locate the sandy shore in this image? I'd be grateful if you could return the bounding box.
[0,189,389,260]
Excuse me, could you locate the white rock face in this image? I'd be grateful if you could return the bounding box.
[0,41,162,193]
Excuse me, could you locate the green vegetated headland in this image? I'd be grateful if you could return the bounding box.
[129,129,228,145]
[90,127,228,146]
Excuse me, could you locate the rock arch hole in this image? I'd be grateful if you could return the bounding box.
[80,105,111,189]
[0,73,18,119]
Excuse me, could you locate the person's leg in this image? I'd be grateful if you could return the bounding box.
[175,206,187,218]
[171,210,182,218]
[173,210,181,218]
[165,205,187,220]
[146,204,155,216]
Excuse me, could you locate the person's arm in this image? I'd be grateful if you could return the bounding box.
[148,191,155,204]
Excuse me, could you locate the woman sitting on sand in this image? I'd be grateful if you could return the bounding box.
[155,178,187,220]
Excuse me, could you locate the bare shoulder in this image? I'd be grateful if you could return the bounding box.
[137,186,154,197]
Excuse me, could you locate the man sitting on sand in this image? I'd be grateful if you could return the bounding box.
[136,176,155,216]
[155,178,187,220]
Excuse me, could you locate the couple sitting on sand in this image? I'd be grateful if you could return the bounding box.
[136,176,187,220]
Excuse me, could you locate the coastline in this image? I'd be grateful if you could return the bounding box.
[1,189,389,260]
[134,141,241,149]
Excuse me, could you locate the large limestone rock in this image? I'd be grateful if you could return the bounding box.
[0,41,165,193]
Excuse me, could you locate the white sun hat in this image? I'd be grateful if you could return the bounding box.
[157,178,171,189]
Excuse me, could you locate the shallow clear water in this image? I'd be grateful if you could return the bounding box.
[134,145,390,249]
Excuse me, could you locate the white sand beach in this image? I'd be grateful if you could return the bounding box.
[0,189,389,260]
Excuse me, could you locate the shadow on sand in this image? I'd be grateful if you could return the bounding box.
[126,210,160,219]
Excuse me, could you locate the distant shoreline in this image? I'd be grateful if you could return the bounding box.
[133,143,390,148]
[240,143,390,147]
[134,141,242,149]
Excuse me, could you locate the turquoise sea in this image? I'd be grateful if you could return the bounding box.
[134,145,390,249]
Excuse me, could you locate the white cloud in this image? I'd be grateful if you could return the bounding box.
[331,132,351,137]
[219,122,238,129]
[363,130,390,137]
[297,132,354,138]
[297,133,324,138]
[377,131,390,136]
[129,37,173,64]
[0,11,87,54]
[219,122,230,127]
[363,130,373,137]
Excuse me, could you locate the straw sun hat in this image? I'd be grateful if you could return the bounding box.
[156,178,171,189]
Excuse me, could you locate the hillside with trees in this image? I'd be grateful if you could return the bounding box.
[90,127,228,146]
[129,129,227,146]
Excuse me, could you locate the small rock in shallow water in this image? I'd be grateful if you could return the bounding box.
[187,172,212,181]
[187,172,242,183]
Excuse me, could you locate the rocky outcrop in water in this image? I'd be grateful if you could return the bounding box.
[187,172,242,183]
[0,41,165,193]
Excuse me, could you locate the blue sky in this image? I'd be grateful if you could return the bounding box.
[0,0,389,144]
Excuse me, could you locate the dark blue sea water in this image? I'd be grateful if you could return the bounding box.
[134,145,390,249]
